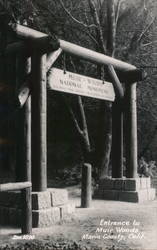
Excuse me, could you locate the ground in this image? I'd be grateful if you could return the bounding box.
[0,185,157,250]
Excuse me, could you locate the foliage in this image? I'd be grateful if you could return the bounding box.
[138,157,157,177]
[49,164,82,186]
[1,0,157,175]
[115,0,157,161]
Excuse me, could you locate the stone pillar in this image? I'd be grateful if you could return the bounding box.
[31,53,47,191]
[125,83,138,178]
[112,100,123,178]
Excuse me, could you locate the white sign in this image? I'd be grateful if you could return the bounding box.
[48,68,115,102]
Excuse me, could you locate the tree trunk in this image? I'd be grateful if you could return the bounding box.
[96,0,116,180]
[62,89,92,164]
[96,102,112,179]
[80,130,92,163]
[106,0,116,57]
[77,96,92,163]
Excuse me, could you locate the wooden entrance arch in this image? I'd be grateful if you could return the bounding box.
[4,24,144,192]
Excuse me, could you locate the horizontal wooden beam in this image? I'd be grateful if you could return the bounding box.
[10,23,48,39]
[0,182,32,191]
[7,24,59,54]
[59,40,136,72]
[7,24,144,79]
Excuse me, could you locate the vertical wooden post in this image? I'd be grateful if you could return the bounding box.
[24,58,31,182]
[24,95,31,181]
[112,101,123,178]
[21,187,32,234]
[81,163,92,208]
[125,83,138,178]
[31,53,47,191]
[15,55,25,181]
[15,56,31,182]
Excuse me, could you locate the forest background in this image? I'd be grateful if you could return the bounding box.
[0,0,157,185]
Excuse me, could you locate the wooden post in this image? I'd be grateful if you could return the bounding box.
[81,163,92,208]
[15,56,31,181]
[24,58,31,182]
[108,65,124,178]
[24,96,31,181]
[21,187,32,234]
[15,55,24,181]
[125,83,138,178]
[112,100,123,178]
[31,53,47,191]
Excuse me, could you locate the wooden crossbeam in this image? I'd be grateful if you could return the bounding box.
[47,48,62,71]
[10,23,47,39]
[5,24,144,82]
[0,182,32,191]
[59,40,136,72]
[8,24,142,75]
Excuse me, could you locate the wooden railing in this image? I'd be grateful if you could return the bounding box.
[0,182,32,234]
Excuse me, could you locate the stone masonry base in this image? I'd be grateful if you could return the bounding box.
[94,178,156,203]
[0,188,75,227]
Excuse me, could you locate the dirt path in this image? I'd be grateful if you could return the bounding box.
[0,189,157,250]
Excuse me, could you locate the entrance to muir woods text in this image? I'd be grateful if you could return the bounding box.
[82,219,145,243]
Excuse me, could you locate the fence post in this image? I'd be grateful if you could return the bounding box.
[21,187,32,234]
[81,163,92,208]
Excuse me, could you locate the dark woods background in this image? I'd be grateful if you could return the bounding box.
[0,0,157,185]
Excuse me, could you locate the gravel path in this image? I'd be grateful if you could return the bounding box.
[0,190,157,250]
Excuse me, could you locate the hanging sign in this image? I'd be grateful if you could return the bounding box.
[48,68,115,102]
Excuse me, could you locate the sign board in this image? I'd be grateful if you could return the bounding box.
[48,68,115,102]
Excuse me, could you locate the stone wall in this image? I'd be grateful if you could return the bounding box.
[0,188,75,228]
[94,177,156,203]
